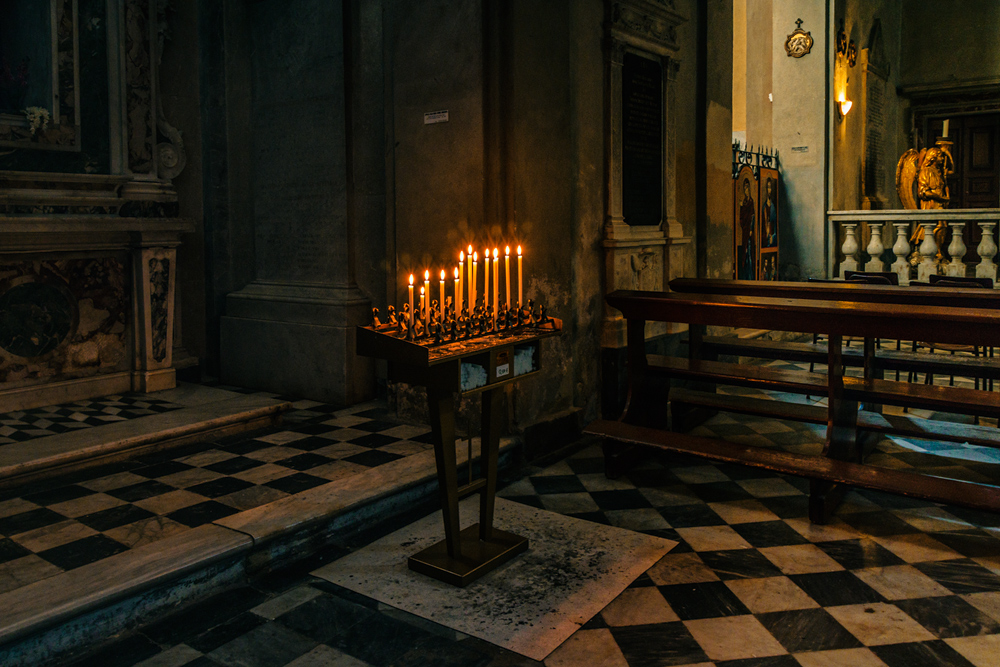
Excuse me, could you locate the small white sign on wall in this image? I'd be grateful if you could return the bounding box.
[791,146,809,153]
[424,110,449,124]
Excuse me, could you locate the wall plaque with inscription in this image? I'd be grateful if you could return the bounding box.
[622,53,663,227]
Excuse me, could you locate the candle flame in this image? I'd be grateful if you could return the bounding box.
[473,252,478,262]
[505,245,510,256]
[517,245,522,256]
[460,251,464,261]
[440,269,445,280]
[424,270,429,280]
[454,267,459,278]
[420,286,424,295]
[467,244,473,255]
[493,248,498,259]
[409,274,414,285]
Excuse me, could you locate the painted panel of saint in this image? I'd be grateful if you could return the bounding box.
[734,165,757,280]
[760,170,778,251]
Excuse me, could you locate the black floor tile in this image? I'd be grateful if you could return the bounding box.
[187,477,256,499]
[37,534,128,570]
[76,504,156,531]
[143,586,270,646]
[343,450,404,468]
[0,537,31,564]
[813,538,906,569]
[658,504,725,528]
[838,511,923,537]
[289,423,343,436]
[872,640,978,667]
[529,475,588,495]
[499,495,545,510]
[689,481,755,503]
[610,622,709,667]
[107,480,176,502]
[590,489,654,511]
[756,495,809,519]
[274,453,334,472]
[756,608,862,653]
[22,484,95,506]
[386,633,494,667]
[219,439,273,456]
[285,436,341,451]
[929,529,1000,558]
[895,596,1000,638]
[716,657,801,667]
[914,558,1000,595]
[657,581,750,620]
[790,571,884,607]
[0,507,66,536]
[167,501,239,528]
[731,521,811,548]
[945,506,1000,528]
[350,419,398,433]
[327,610,440,666]
[566,456,606,475]
[277,594,375,644]
[188,611,268,653]
[567,511,612,525]
[265,474,330,495]
[205,456,265,475]
[348,433,401,449]
[625,467,681,488]
[208,620,318,667]
[67,631,162,667]
[698,549,785,580]
[132,461,195,479]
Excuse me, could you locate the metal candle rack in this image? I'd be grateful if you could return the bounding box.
[357,310,561,587]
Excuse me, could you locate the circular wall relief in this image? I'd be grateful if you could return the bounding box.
[0,282,76,358]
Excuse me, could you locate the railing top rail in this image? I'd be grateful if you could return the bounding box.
[828,209,1000,222]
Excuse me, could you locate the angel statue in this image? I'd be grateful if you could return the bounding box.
[896,140,955,261]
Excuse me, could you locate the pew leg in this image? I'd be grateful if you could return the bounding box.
[811,334,860,524]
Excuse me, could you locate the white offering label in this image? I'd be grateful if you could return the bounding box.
[496,363,510,378]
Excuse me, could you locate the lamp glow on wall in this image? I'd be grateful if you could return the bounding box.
[837,91,852,118]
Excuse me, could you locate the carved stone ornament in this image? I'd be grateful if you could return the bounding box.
[609,0,687,55]
[785,19,814,58]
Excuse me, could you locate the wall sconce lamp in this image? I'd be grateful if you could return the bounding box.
[837,92,852,118]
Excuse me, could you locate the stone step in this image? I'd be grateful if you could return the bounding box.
[0,432,518,666]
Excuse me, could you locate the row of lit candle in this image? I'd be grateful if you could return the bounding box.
[406,244,524,336]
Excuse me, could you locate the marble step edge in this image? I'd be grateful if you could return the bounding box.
[0,435,518,652]
[0,395,291,482]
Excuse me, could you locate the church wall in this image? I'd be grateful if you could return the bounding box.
[771,0,828,279]
[506,0,605,444]
[160,0,207,367]
[831,0,903,213]
[705,0,735,279]
[674,0,699,253]
[900,1,1000,88]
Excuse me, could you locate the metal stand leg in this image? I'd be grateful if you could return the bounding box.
[428,385,461,558]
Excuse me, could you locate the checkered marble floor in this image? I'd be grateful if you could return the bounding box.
[65,402,1000,667]
[0,394,186,446]
[0,400,433,596]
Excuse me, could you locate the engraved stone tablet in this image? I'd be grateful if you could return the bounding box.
[622,53,662,227]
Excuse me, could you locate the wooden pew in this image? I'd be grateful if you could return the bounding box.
[584,290,1000,523]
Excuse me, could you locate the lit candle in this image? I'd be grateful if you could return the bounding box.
[458,251,465,308]
[504,246,511,306]
[942,119,949,139]
[423,270,430,321]
[492,248,499,322]
[439,269,445,318]
[467,245,473,307]
[419,286,425,324]
[483,248,490,310]
[472,252,478,308]
[517,245,522,306]
[408,274,414,338]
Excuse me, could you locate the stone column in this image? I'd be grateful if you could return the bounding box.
[219,0,373,405]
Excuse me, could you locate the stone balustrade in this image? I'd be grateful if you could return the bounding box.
[828,209,1000,286]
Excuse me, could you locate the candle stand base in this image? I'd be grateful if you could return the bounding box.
[408,524,529,587]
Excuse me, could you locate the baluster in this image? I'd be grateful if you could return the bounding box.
[865,223,885,272]
[946,222,966,277]
[917,222,939,282]
[840,223,859,277]
[976,221,998,283]
[891,222,911,286]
